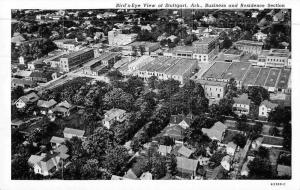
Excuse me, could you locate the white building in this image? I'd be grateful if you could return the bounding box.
[253,31,268,42]
[233,94,251,115]
[259,100,278,118]
[108,29,138,46]
[102,108,127,129]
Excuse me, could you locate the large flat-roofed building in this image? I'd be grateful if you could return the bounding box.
[265,49,290,68]
[83,52,120,76]
[234,40,263,55]
[108,29,138,46]
[53,39,82,51]
[136,57,198,84]
[58,48,95,72]
[172,37,219,63]
[128,55,155,74]
[195,79,227,100]
[122,41,160,56]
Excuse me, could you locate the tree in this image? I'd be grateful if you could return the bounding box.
[210,150,227,166]
[11,86,24,100]
[103,145,131,176]
[106,70,124,81]
[148,76,158,89]
[223,36,232,49]
[218,98,234,116]
[248,86,269,106]
[268,107,291,126]
[166,153,177,176]
[232,133,247,148]
[65,137,86,160]
[103,88,134,111]
[80,159,105,179]
[11,155,33,179]
[226,78,238,98]
[248,157,273,179]
[257,146,269,159]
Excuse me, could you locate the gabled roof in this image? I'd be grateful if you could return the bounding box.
[202,121,227,141]
[37,153,59,173]
[169,114,193,126]
[13,70,32,78]
[63,128,85,137]
[140,172,153,180]
[162,124,185,140]
[262,135,284,146]
[37,99,57,108]
[12,78,36,86]
[227,141,237,150]
[123,169,139,180]
[17,92,39,104]
[176,157,199,172]
[50,136,65,144]
[54,145,68,154]
[28,155,44,166]
[158,145,172,155]
[233,93,251,105]
[260,100,278,109]
[57,100,72,109]
[177,146,194,158]
[103,108,126,122]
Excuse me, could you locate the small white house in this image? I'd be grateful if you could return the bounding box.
[63,128,85,139]
[259,100,278,118]
[102,108,126,129]
[221,155,232,171]
[226,142,237,156]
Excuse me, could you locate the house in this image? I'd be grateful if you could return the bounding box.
[176,157,199,178]
[226,142,237,156]
[177,146,194,158]
[157,145,172,156]
[221,155,232,171]
[157,124,185,144]
[15,92,39,109]
[198,156,210,166]
[259,100,278,118]
[253,31,268,42]
[169,114,193,129]
[273,10,285,22]
[123,169,139,180]
[30,152,61,176]
[50,136,65,148]
[53,144,70,160]
[202,121,227,142]
[167,35,178,42]
[11,78,36,88]
[28,155,44,167]
[233,94,251,115]
[206,165,225,179]
[102,108,126,129]
[37,99,57,114]
[63,128,85,139]
[139,172,153,180]
[277,165,291,177]
[261,135,284,148]
[52,100,74,117]
[29,71,55,83]
[13,70,32,78]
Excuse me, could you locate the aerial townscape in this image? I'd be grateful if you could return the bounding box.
[11,9,291,180]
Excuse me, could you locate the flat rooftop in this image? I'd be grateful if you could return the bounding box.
[193,37,218,44]
[276,69,291,89]
[60,48,93,59]
[234,40,263,46]
[221,62,251,81]
[202,61,232,79]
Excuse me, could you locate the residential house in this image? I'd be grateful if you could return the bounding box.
[63,128,85,139]
[15,92,39,109]
[37,99,57,115]
[50,136,65,148]
[102,108,126,129]
[157,145,172,156]
[176,157,199,179]
[259,100,278,118]
[31,153,61,176]
[253,31,268,42]
[205,165,226,179]
[177,146,195,158]
[139,172,153,180]
[277,165,291,177]
[53,144,70,160]
[221,155,232,171]
[198,156,210,166]
[13,70,32,79]
[261,135,284,148]
[226,142,237,156]
[197,80,227,100]
[169,114,193,129]
[157,124,185,144]
[52,100,74,117]
[167,35,178,43]
[202,121,227,142]
[11,78,36,88]
[233,94,251,115]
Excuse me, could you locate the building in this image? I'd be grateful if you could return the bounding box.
[177,146,194,158]
[261,135,284,148]
[202,121,227,142]
[233,40,263,55]
[253,31,268,42]
[63,128,85,139]
[176,157,199,179]
[52,48,94,72]
[121,41,160,56]
[157,145,172,156]
[29,71,56,83]
[226,142,237,156]
[265,49,290,68]
[196,80,227,100]
[102,108,126,129]
[15,92,39,109]
[156,124,185,144]
[169,114,193,129]
[233,94,251,115]
[50,136,65,148]
[172,37,219,63]
[108,29,138,46]
[137,57,198,84]
[29,153,61,176]
[259,100,278,118]
[11,78,36,88]
[37,99,57,115]
[51,100,74,117]
[221,155,232,171]
[53,39,82,51]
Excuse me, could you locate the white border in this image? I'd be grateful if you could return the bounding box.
[0,0,299,189]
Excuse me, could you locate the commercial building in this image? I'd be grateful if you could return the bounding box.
[102,108,127,129]
[137,57,198,84]
[196,80,227,100]
[108,29,138,46]
[233,40,263,55]
[233,94,251,115]
[172,37,219,63]
[121,41,160,56]
[51,48,94,72]
[265,49,290,68]
[53,39,82,51]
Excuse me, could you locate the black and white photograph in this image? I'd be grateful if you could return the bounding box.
[1,0,299,189]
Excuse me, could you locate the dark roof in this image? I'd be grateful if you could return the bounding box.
[169,114,193,126]
[262,135,284,146]
[233,94,251,105]
[18,92,39,104]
